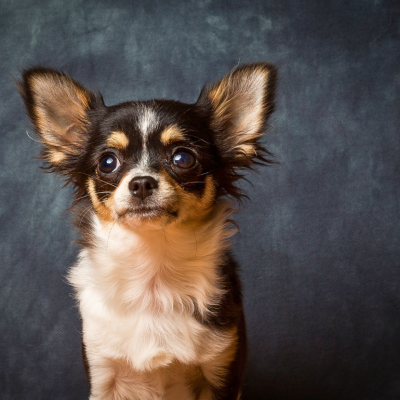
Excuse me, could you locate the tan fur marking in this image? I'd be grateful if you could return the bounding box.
[107,131,129,149]
[201,328,238,389]
[160,125,185,145]
[87,178,113,222]
[158,169,217,223]
[49,151,66,163]
[177,329,237,400]
[175,175,217,223]
[183,365,214,400]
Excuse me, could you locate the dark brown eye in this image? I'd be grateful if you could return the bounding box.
[173,151,195,169]
[98,154,120,173]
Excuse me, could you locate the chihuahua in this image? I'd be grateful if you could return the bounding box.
[18,62,276,400]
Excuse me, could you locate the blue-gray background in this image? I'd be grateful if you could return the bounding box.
[1,0,399,399]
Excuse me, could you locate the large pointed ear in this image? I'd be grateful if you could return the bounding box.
[17,67,104,172]
[197,63,277,167]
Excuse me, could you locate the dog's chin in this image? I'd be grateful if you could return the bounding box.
[117,206,178,227]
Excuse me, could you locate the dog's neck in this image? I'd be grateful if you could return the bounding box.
[78,201,235,316]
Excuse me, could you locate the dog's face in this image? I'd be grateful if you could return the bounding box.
[78,100,222,226]
[19,64,276,228]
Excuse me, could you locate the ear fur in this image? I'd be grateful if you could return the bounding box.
[18,67,104,173]
[196,62,277,199]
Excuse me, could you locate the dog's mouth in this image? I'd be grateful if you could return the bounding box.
[117,206,178,220]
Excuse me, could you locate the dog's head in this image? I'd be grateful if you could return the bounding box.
[18,63,276,228]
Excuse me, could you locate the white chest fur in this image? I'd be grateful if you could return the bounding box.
[68,206,234,371]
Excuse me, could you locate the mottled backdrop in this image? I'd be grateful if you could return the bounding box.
[1,0,399,399]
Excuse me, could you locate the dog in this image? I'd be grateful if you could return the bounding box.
[18,62,276,400]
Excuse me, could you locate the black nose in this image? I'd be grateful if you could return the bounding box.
[129,176,158,200]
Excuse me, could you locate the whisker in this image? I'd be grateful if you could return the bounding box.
[76,172,118,188]
[78,204,95,230]
[73,191,113,203]
[194,137,212,145]
[164,193,220,208]
[198,170,215,176]
[98,218,116,234]
[165,193,187,199]
[106,220,118,257]
[180,181,207,186]
[26,130,46,144]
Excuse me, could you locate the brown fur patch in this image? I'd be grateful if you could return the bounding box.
[164,329,239,399]
[48,150,66,163]
[201,328,238,389]
[160,125,185,145]
[179,175,217,223]
[185,365,214,400]
[87,178,114,222]
[107,131,129,149]
[158,170,217,224]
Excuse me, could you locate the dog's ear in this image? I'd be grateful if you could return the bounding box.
[196,63,277,199]
[197,63,277,166]
[18,67,104,172]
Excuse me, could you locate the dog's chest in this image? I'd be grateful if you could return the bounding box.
[81,295,222,371]
[69,220,228,370]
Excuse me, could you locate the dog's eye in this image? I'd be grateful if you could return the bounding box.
[98,154,120,173]
[173,151,195,169]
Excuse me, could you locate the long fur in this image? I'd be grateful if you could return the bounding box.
[18,63,277,400]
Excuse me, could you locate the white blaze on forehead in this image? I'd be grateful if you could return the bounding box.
[137,105,158,170]
[138,105,158,139]
[113,106,160,212]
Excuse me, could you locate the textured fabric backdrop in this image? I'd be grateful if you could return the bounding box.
[1,0,399,399]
